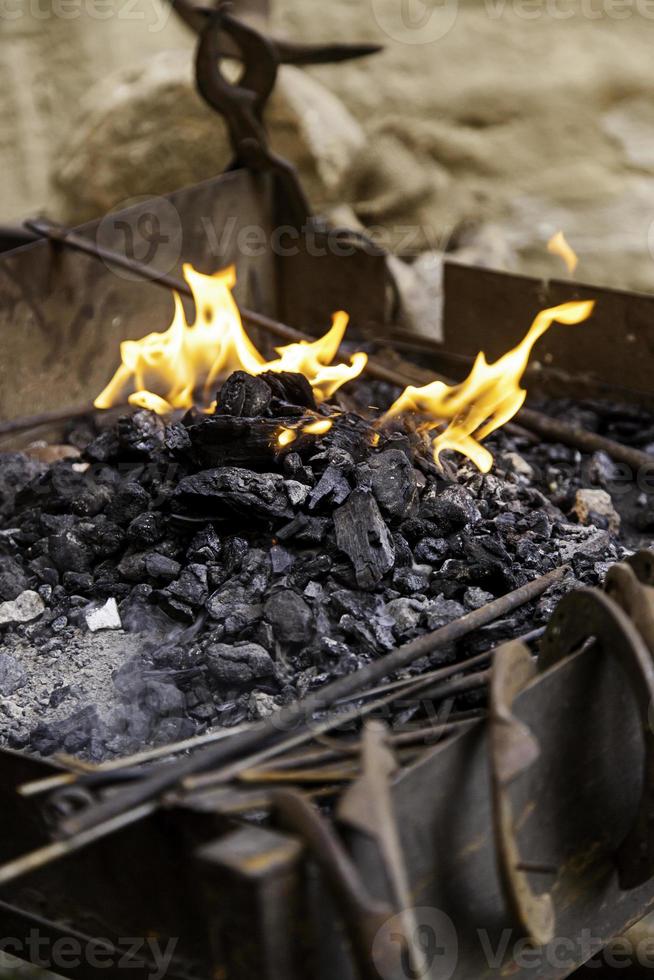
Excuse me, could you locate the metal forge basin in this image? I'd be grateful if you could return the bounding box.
[1,173,654,979]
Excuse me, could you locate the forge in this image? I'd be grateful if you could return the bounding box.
[3,7,654,980]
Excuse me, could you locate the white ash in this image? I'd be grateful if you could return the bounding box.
[0,590,45,625]
[85,597,122,632]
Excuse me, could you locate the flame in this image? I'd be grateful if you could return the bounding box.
[277,417,334,447]
[94,264,366,413]
[547,231,578,275]
[384,300,595,473]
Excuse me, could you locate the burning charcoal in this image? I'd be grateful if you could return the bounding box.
[0,453,46,517]
[85,598,122,632]
[0,654,27,696]
[215,371,272,417]
[106,482,151,526]
[277,514,329,544]
[420,484,481,534]
[173,467,296,521]
[363,449,419,520]
[187,526,222,564]
[259,370,317,412]
[117,410,166,457]
[48,529,93,573]
[204,640,275,688]
[0,556,29,600]
[333,488,395,589]
[264,591,313,645]
[307,450,353,511]
[187,415,293,467]
[127,512,165,548]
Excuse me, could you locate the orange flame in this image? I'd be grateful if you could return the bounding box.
[547,231,578,275]
[94,264,367,413]
[384,300,595,473]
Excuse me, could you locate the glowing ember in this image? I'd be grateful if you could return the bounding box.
[547,231,578,275]
[94,265,367,413]
[383,300,595,474]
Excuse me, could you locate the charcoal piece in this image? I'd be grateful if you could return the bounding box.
[162,564,209,609]
[283,452,314,486]
[17,464,107,516]
[277,514,329,544]
[259,370,317,411]
[138,681,185,718]
[205,641,275,688]
[187,526,222,564]
[62,572,93,594]
[207,583,249,621]
[364,449,419,520]
[127,512,165,548]
[117,552,147,582]
[222,536,249,573]
[330,589,379,619]
[30,705,100,756]
[270,545,294,574]
[464,587,494,610]
[187,415,296,467]
[85,429,120,463]
[288,555,332,591]
[285,481,310,508]
[144,553,182,582]
[216,371,272,417]
[422,597,466,631]
[339,613,395,653]
[165,422,192,455]
[0,453,46,516]
[117,410,166,457]
[392,566,431,595]
[0,653,27,695]
[48,530,93,574]
[264,591,313,645]
[0,556,29,600]
[78,518,125,558]
[392,533,413,568]
[420,484,481,533]
[173,467,295,521]
[106,483,151,526]
[239,549,272,597]
[383,597,428,637]
[413,536,449,566]
[308,450,353,511]
[333,488,395,589]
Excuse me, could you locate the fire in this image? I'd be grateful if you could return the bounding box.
[94,265,367,413]
[384,300,595,473]
[547,231,578,275]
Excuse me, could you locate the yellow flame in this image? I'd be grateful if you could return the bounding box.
[384,300,595,473]
[547,231,578,275]
[95,265,366,413]
[276,417,334,447]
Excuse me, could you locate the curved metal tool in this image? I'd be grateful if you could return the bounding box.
[540,587,654,890]
[490,639,555,946]
[195,7,311,225]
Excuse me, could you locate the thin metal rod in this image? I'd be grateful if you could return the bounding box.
[54,565,567,839]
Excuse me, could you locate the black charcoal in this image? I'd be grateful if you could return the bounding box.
[264,591,313,645]
[333,488,395,588]
[205,641,275,688]
[174,467,295,521]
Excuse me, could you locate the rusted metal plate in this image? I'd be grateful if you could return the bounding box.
[443,261,654,406]
[0,171,277,423]
[382,642,654,979]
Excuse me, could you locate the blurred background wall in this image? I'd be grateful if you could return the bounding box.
[3,2,654,292]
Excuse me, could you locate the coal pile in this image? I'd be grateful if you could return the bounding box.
[0,371,628,761]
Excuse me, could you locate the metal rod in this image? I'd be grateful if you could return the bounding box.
[52,565,567,840]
